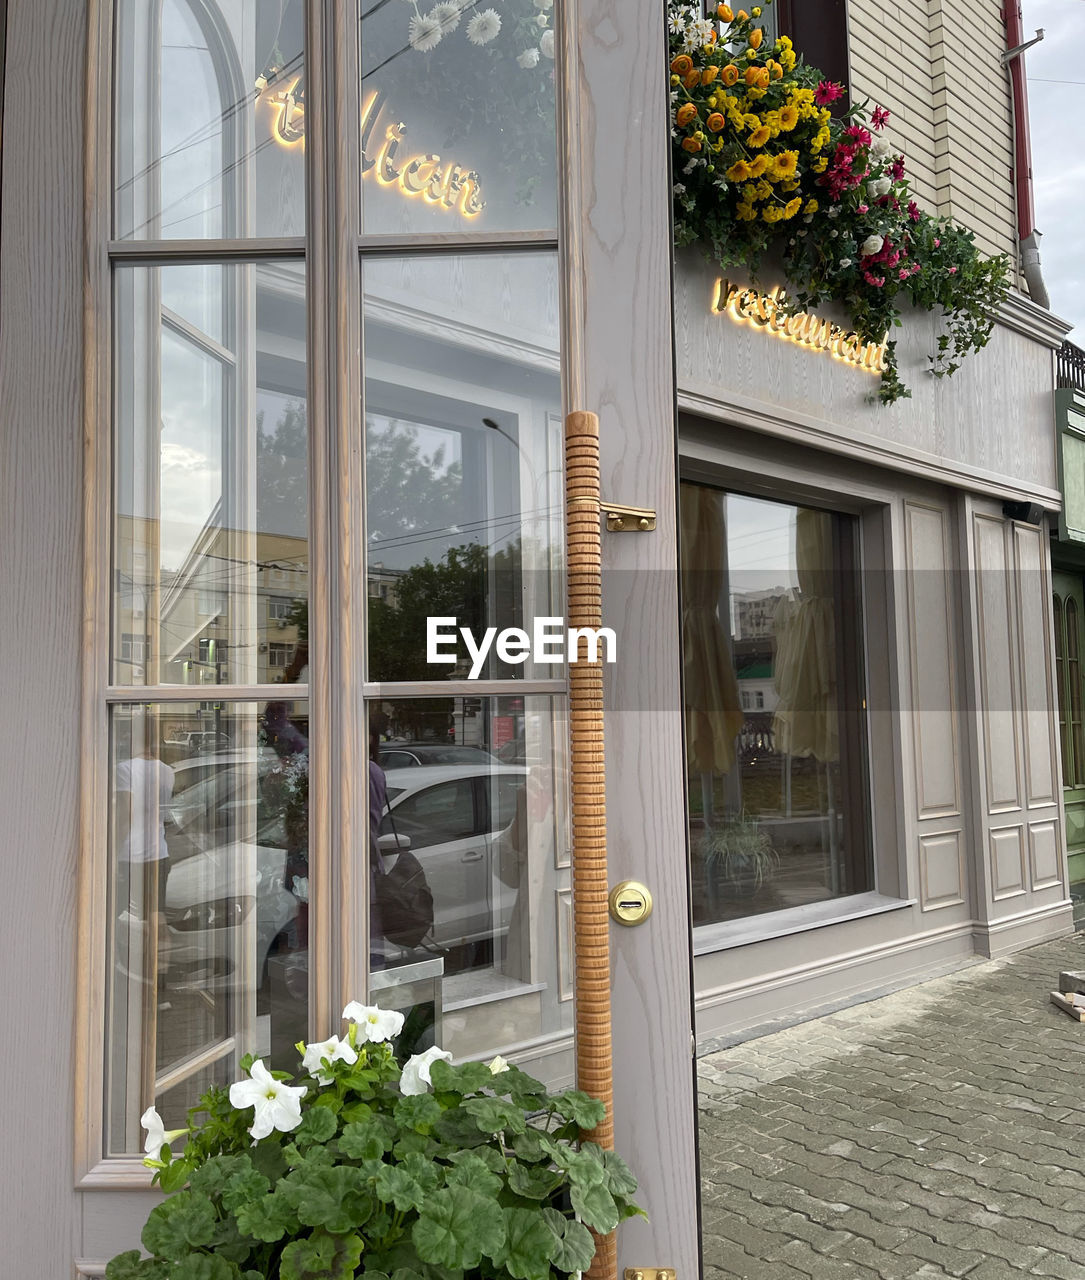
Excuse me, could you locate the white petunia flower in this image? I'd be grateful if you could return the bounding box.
[301,1034,358,1085]
[839,257,853,268]
[430,2,462,34]
[540,28,555,58]
[400,1045,454,1095]
[342,1001,406,1043]
[140,1106,187,1166]
[487,1055,511,1074]
[466,9,501,44]
[228,1059,306,1141]
[870,135,891,159]
[408,13,443,51]
[866,176,891,199]
[517,47,541,68]
[860,234,884,257]
[673,183,686,195]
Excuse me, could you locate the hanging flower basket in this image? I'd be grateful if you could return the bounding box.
[669,1,1010,403]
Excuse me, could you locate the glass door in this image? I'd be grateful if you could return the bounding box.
[1053,571,1085,921]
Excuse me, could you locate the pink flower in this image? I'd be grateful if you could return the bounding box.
[871,105,890,130]
[948,265,957,274]
[863,271,886,287]
[907,200,920,222]
[858,203,869,213]
[933,237,941,247]
[890,157,905,180]
[815,80,845,106]
[844,124,872,147]
[899,268,910,280]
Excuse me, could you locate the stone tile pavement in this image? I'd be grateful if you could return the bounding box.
[697,936,1085,1278]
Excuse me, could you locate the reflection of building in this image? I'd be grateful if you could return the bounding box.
[732,587,791,641]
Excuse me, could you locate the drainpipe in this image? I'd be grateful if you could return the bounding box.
[1004,0,1050,307]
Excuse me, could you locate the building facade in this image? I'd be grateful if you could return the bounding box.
[0,0,1072,1276]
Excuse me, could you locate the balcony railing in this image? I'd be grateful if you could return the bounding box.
[1057,340,1085,393]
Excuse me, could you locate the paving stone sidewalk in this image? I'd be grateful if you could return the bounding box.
[697,936,1085,1279]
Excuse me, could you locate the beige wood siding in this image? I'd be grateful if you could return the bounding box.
[847,0,1019,275]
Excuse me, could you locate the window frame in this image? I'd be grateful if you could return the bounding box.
[77,0,569,1185]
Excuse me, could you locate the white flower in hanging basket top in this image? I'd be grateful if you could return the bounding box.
[430,2,462,35]
[860,234,885,258]
[140,1106,187,1167]
[408,12,444,52]
[540,28,555,58]
[228,1059,306,1140]
[517,47,541,68]
[301,1034,359,1085]
[487,1054,511,1074]
[400,1045,454,1095]
[342,1001,406,1043]
[466,9,501,45]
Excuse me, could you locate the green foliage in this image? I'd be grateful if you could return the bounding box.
[669,0,1010,403]
[108,1028,643,1279]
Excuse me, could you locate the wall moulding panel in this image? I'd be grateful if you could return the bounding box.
[919,831,967,911]
[973,514,1023,815]
[989,824,1028,899]
[1029,821,1063,892]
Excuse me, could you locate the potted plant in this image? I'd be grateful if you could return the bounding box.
[706,814,779,900]
[106,1003,643,1280]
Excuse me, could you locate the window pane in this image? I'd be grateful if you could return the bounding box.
[680,484,872,928]
[113,261,308,686]
[114,0,306,240]
[363,254,562,681]
[369,696,572,1084]
[359,1,556,233]
[106,700,309,1154]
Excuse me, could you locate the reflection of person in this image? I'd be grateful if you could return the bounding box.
[369,725,387,969]
[115,728,176,987]
[262,701,308,758]
[494,766,554,982]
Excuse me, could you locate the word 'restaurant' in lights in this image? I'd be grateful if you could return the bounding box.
[713,278,888,373]
[361,91,485,218]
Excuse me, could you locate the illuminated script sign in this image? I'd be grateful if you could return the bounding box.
[712,278,888,373]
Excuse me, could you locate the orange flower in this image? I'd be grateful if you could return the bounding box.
[749,27,763,49]
[736,9,749,19]
[684,71,701,89]
[681,137,703,153]
[701,65,720,85]
[717,3,734,19]
[769,60,783,80]
[744,65,760,86]
[721,63,740,86]
[676,103,698,128]
[670,55,693,76]
[706,112,726,132]
[759,67,772,87]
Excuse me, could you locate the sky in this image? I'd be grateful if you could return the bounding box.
[1023,0,1085,343]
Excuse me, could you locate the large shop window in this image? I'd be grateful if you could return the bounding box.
[96,0,565,1165]
[680,483,872,930]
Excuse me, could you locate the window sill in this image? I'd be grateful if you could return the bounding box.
[692,892,916,956]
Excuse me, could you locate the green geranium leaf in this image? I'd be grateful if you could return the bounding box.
[340,1100,375,1125]
[221,1167,272,1214]
[362,1271,391,1280]
[249,1142,287,1183]
[551,1090,606,1131]
[506,1160,562,1201]
[541,1209,596,1274]
[280,1228,364,1280]
[498,1066,548,1101]
[444,1143,506,1173]
[433,1109,488,1149]
[570,1178,619,1234]
[169,1256,236,1280]
[340,1116,396,1160]
[141,1191,217,1261]
[428,1060,494,1096]
[412,1187,505,1270]
[463,1096,527,1136]
[600,1149,638,1196]
[496,1207,558,1280]
[158,1158,195,1193]
[400,1150,442,1191]
[282,1142,336,1170]
[188,1154,251,1198]
[442,1151,503,1198]
[394,1093,443,1133]
[234,1189,299,1243]
[283,1165,375,1234]
[388,1270,426,1280]
[297,1105,339,1145]
[374,1163,429,1213]
[105,1251,166,1280]
[392,1131,432,1159]
[509,1129,546,1163]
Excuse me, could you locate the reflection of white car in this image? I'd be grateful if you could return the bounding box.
[380,765,529,953]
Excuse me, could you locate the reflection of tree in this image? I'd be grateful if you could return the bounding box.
[366,420,463,547]
[256,400,307,536]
